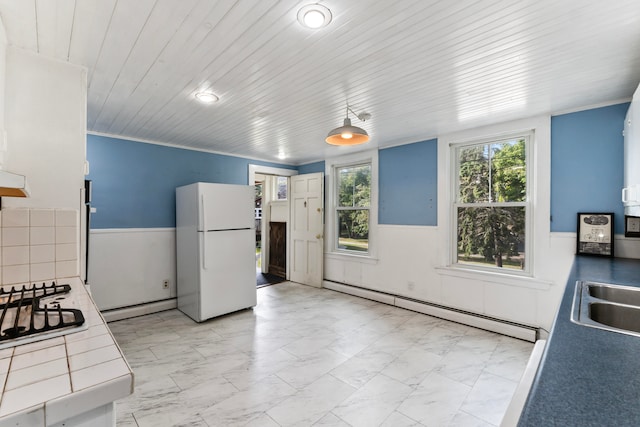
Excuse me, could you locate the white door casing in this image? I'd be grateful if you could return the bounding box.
[290,173,324,287]
[248,164,298,277]
[259,175,271,275]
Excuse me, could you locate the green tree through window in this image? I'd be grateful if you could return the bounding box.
[337,163,371,252]
[455,137,528,270]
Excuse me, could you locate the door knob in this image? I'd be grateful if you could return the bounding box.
[316,234,323,239]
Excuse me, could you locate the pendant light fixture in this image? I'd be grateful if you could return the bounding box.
[326,105,371,146]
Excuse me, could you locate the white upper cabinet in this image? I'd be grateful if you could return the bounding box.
[623,84,640,215]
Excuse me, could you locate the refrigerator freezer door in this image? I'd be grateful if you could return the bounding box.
[199,183,254,231]
[198,228,256,321]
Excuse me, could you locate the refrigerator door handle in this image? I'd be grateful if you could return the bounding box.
[201,194,208,270]
[200,194,206,231]
[202,232,208,270]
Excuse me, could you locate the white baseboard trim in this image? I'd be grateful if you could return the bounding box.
[322,280,538,342]
[323,280,395,305]
[396,298,537,342]
[102,298,177,323]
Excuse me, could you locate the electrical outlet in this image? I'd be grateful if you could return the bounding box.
[162,280,170,289]
[407,281,415,291]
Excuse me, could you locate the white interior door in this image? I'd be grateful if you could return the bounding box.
[290,173,324,287]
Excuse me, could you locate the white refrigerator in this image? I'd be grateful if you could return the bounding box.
[176,182,257,322]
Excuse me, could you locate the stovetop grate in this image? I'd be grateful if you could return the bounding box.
[0,282,85,343]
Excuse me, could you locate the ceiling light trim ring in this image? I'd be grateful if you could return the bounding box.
[297,4,332,29]
[194,91,219,104]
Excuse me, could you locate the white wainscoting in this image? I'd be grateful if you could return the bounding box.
[324,225,578,331]
[87,225,637,326]
[88,228,175,311]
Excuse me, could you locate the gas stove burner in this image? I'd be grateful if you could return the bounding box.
[0,281,85,344]
[0,282,72,307]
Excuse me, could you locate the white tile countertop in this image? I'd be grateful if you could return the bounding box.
[0,277,134,426]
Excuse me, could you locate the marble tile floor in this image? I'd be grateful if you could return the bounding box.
[110,282,533,427]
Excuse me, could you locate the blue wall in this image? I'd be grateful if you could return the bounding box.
[88,102,627,232]
[87,134,294,228]
[550,103,628,234]
[379,139,438,226]
[297,161,325,175]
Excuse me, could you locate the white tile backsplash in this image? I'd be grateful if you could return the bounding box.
[55,227,76,245]
[0,208,79,284]
[56,260,78,278]
[3,227,29,247]
[2,246,29,266]
[55,243,77,261]
[2,209,29,227]
[30,244,55,263]
[30,262,56,281]
[30,227,55,246]
[3,264,29,284]
[55,210,77,227]
[30,209,55,227]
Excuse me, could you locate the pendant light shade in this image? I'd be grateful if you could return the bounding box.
[325,106,371,146]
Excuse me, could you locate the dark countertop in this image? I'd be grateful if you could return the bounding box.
[518,256,640,427]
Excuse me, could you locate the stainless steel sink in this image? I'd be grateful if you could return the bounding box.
[571,281,640,337]
[588,283,640,306]
[589,302,640,334]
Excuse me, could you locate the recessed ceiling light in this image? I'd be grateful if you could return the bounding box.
[297,4,332,29]
[194,91,219,104]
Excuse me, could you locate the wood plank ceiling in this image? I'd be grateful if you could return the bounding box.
[0,0,639,165]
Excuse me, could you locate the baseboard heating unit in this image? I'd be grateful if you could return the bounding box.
[101,298,177,323]
[323,280,538,342]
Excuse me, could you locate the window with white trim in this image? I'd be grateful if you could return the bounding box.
[275,176,288,200]
[326,150,378,258]
[336,163,371,253]
[453,132,531,272]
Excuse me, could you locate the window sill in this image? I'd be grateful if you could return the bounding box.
[435,266,552,290]
[325,251,379,265]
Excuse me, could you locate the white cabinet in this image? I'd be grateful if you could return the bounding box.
[623,84,640,216]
